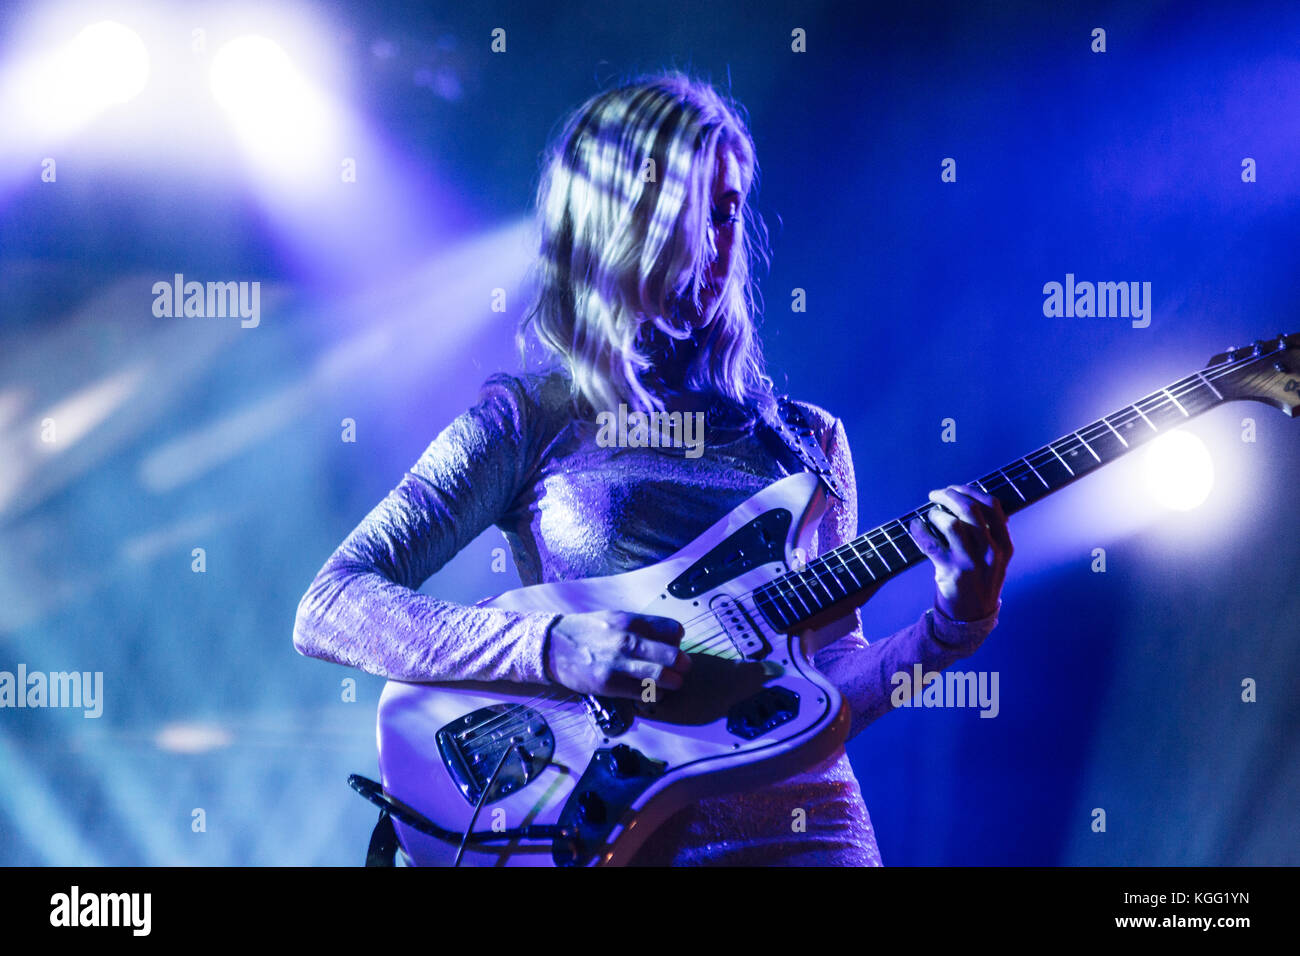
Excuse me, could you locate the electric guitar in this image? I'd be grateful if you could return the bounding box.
[369,333,1300,866]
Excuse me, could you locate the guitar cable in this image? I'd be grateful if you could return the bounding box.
[453,744,523,866]
[348,773,580,861]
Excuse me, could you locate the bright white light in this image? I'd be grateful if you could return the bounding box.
[65,21,150,105]
[1141,430,1215,511]
[210,35,296,114]
[155,723,234,754]
[20,21,150,133]
[210,35,335,176]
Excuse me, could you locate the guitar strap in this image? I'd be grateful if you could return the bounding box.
[757,395,847,501]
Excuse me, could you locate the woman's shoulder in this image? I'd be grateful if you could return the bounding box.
[481,366,570,402]
[777,395,842,448]
[477,366,578,439]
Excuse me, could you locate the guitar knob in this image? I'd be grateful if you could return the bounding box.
[608,743,639,777]
[576,790,606,824]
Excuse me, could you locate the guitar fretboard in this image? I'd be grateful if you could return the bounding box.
[752,366,1230,632]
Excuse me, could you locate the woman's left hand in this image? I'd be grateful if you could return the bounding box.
[907,483,1013,622]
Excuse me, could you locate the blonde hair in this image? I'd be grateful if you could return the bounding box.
[518,71,776,420]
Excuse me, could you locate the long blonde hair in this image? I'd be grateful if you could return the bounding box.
[518,71,777,421]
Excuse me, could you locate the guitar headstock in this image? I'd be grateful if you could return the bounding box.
[1205,332,1300,417]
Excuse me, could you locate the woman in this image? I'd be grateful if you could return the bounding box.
[293,71,1012,866]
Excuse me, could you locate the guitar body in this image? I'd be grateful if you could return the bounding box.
[377,472,861,866]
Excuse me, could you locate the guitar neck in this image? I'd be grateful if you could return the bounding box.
[754,366,1232,632]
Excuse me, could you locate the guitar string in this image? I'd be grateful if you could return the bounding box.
[452,635,748,752]
[451,356,1258,751]
[452,612,755,749]
[452,626,755,749]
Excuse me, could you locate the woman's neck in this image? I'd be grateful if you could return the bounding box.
[639,324,701,390]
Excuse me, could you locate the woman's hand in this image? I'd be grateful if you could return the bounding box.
[907,483,1013,622]
[544,610,691,699]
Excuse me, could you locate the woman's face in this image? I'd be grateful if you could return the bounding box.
[704,142,744,305]
[663,141,743,335]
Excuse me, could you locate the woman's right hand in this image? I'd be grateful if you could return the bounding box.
[544,610,691,699]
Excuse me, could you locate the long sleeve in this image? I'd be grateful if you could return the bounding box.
[292,373,562,684]
[809,414,1000,741]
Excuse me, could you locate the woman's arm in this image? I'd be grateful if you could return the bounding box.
[292,373,562,685]
[808,414,1002,741]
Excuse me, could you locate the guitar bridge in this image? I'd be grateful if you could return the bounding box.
[436,704,555,805]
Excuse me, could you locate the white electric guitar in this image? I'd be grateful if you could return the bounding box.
[364,334,1299,866]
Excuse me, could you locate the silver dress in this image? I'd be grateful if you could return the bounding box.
[293,370,999,866]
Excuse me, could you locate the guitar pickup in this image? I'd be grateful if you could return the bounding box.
[710,595,769,660]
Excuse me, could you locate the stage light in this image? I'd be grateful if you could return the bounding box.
[137,218,535,492]
[1141,430,1214,511]
[209,35,336,176]
[17,20,150,134]
[67,21,150,104]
